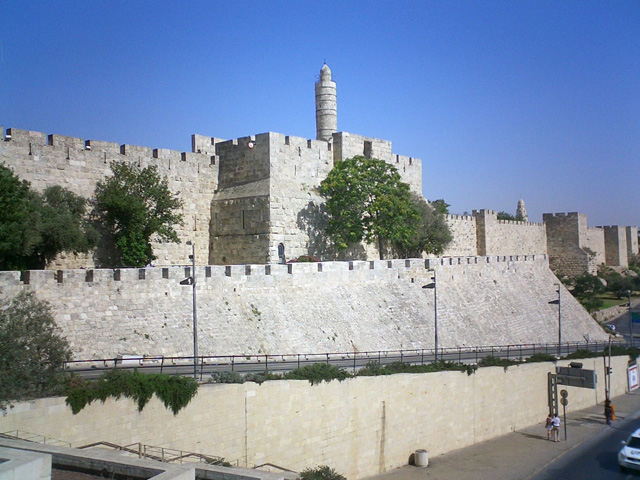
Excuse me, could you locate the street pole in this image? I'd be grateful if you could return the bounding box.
[190,242,198,379]
[434,270,438,363]
[628,290,633,348]
[557,285,562,356]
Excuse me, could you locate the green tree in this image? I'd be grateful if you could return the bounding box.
[319,156,419,260]
[430,198,450,215]
[570,273,604,313]
[0,292,72,408]
[394,193,452,257]
[0,165,97,270]
[93,162,183,267]
[497,211,524,221]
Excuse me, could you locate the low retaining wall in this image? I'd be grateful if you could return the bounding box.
[0,356,632,479]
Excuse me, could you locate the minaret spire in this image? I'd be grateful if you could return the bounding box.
[315,63,337,141]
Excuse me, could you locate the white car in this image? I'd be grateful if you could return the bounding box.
[619,428,640,472]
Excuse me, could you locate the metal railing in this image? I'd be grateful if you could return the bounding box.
[0,430,71,447]
[63,340,624,380]
[78,441,228,465]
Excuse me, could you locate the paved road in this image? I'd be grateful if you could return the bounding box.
[608,300,639,345]
[66,343,607,380]
[531,413,640,479]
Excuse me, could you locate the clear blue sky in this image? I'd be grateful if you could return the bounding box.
[1,1,638,225]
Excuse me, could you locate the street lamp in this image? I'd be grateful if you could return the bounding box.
[180,241,198,378]
[627,290,633,347]
[548,284,561,356]
[422,270,438,362]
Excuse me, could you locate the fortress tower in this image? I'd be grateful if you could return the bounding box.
[315,63,337,141]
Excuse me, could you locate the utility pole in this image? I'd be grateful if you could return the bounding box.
[628,290,633,347]
[180,241,198,379]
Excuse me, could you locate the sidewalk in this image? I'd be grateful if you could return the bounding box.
[366,390,640,480]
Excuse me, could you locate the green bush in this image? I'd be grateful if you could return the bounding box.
[562,349,601,359]
[65,370,198,415]
[526,353,557,363]
[357,360,476,377]
[209,371,245,384]
[283,363,350,384]
[299,466,346,480]
[478,355,519,369]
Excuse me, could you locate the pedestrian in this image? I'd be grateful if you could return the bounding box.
[605,399,613,426]
[545,413,554,440]
[552,413,561,442]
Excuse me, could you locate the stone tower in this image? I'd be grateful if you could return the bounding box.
[315,63,337,141]
[516,199,528,222]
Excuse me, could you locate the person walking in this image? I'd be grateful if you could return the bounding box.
[605,399,613,426]
[545,413,554,440]
[552,413,561,442]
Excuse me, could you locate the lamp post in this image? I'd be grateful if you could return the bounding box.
[628,290,633,347]
[548,284,561,356]
[181,241,198,379]
[422,270,438,362]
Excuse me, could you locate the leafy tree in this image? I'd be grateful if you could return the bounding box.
[0,165,97,270]
[93,162,183,267]
[497,211,524,221]
[299,466,346,480]
[570,273,604,313]
[430,198,450,215]
[394,193,452,257]
[319,156,419,260]
[0,291,71,409]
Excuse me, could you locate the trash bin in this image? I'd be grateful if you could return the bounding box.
[415,449,428,467]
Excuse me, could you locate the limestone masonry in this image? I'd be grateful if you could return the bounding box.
[0,64,636,358]
[0,64,636,270]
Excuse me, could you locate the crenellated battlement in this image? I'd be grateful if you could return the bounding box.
[0,255,548,290]
[3,127,217,172]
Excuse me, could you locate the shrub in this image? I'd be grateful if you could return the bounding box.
[284,363,350,384]
[65,370,198,415]
[478,355,519,369]
[209,371,245,384]
[0,292,71,410]
[299,466,346,480]
[526,353,557,363]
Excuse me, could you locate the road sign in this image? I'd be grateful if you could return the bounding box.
[632,312,640,324]
[561,397,568,406]
[560,389,568,398]
[628,364,639,391]
[556,366,596,389]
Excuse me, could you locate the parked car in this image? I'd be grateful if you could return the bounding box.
[618,428,640,472]
[606,324,616,333]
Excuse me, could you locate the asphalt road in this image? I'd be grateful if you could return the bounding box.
[65,343,612,380]
[607,300,639,344]
[531,411,640,479]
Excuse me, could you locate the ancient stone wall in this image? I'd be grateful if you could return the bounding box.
[0,127,217,267]
[331,132,422,194]
[1,355,629,479]
[603,225,629,268]
[0,256,607,360]
[543,213,592,277]
[583,226,606,266]
[269,133,334,262]
[627,226,639,258]
[474,210,547,256]
[442,214,477,256]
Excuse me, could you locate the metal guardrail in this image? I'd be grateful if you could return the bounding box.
[63,340,625,380]
[0,430,71,447]
[78,441,228,465]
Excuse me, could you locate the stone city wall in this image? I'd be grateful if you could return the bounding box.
[584,226,606,267]
[543,212,593,277]
[627,226,639,259]
[602,225,629,268]
[0,355,631,479]
[0,127,217,267]
[474,209,547,256]
[0,256,607,360]
[442,214,477,256]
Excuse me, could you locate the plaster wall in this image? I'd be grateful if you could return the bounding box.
[0,356,631,479]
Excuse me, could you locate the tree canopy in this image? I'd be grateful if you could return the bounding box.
[394,193,452,257]
[0,291,71,408]
[319,156,450,259]
[93,161,183,267]
[497,211,524,221]
[430,199,450,215]
[0,165,97,270]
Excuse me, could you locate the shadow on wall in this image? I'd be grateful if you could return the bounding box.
[296,201,367,261]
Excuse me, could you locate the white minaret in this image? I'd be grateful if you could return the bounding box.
[315,63,337,141]
[516,199,528,222]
